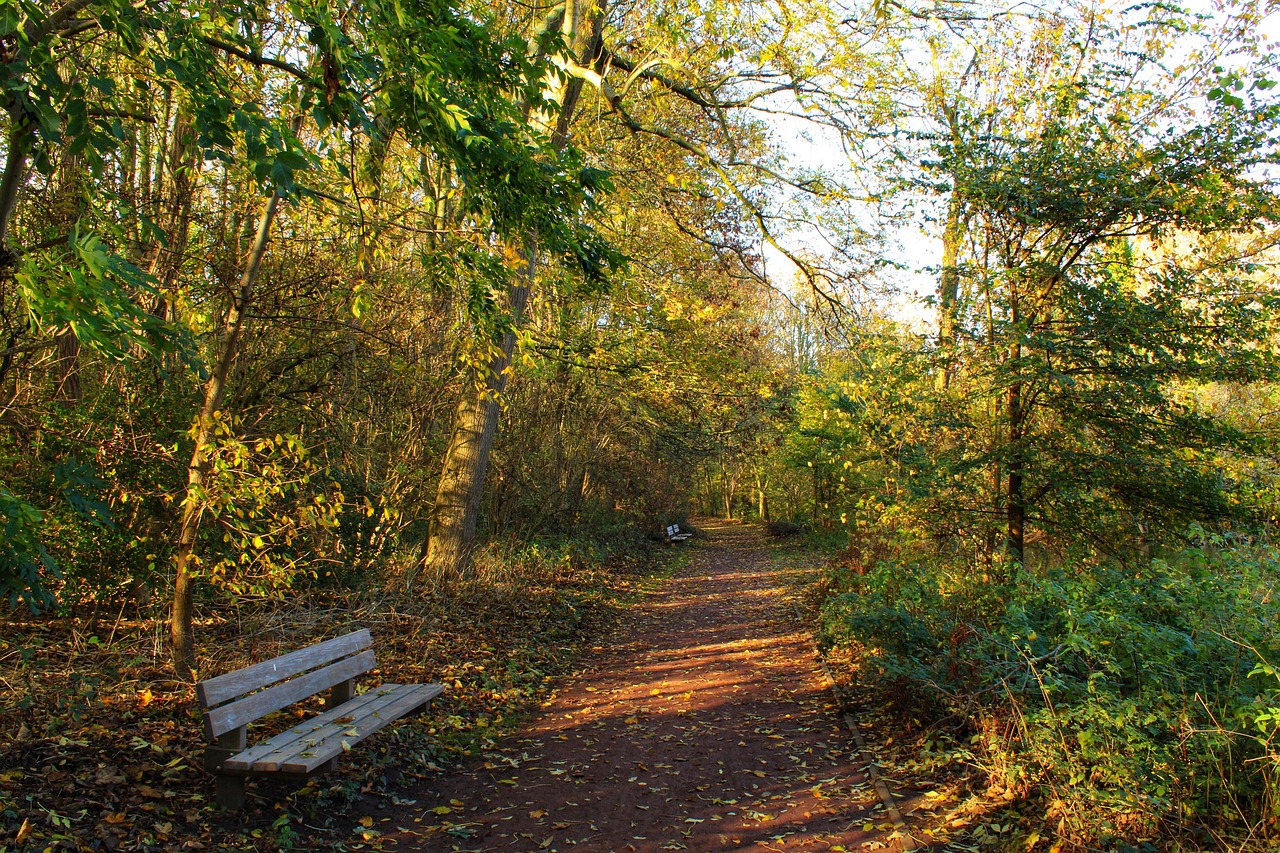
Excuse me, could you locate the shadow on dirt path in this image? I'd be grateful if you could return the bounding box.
[374,520,904,852]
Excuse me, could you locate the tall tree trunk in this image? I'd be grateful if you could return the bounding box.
[936,192,962,391]
[170,188,285,676]
[936,103,966,391]
[50,148,87,403]
[423,271,532,580]
[0,121,32,269]
[422,0,606,581]
[54,331,81,403]
[756,471,769,521]
[148,112,197,320]
[721,467,738,519]
[1005,336,1025,568]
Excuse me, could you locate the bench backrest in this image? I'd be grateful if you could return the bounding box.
[196,629,375,741]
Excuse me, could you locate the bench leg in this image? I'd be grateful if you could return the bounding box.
[207,727,248,810]
[322,680,354,772]
[327,678,354,709]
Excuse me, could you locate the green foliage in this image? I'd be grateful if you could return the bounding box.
[189,416,341,595]
[16,230,199,368]
[0,486,59,610]
[0,453,115,610]
[322,468,398,587]
[819,538,1280,839]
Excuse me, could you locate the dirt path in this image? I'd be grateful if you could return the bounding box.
[374,521,903,852]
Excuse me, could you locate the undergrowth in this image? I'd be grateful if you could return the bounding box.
[0,533,668,852]
[800,529,1280,852]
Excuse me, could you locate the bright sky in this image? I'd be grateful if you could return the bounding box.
[756,0,1280,332]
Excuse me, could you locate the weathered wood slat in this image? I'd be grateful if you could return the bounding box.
[204,649,376,739]
[275,683,443,775]
[197,629,373,708]
[665,523,692,542]
[217,685,399,770]
[220,683,443,774]
[198,627,441,809]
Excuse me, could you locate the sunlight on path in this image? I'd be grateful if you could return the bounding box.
[377,521,903,852]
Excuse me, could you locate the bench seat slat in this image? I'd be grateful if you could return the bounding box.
[223,683,444,775]
[214,684,402,770]
[205,649,376,739]
[197,629,373,708]
[276,683,443,774]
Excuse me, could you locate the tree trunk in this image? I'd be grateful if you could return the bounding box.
[721,466,738,519]
[50,149,86,404]
[421,0,606,581]
[1005,340,1025,568]
[936,191,963,390]
[170,187,285,677]
[148,112,196,320]
[424,274,532,581]
[756,471,769,521]
[0,121,31,267]
[54,331,81,403]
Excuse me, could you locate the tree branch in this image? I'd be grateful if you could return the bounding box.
[201,37,320,87]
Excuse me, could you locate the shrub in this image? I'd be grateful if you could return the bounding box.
[819,537,1280,843]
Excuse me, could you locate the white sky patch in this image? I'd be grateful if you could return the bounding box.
[754,0,1280,335]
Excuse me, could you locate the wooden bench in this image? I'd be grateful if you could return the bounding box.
[195,628,443,809]
[665,523,693,543]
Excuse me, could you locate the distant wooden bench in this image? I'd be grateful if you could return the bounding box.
[665,523,693,543]
[195,628,443,809]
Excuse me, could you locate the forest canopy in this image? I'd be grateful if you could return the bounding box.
[3,0,1280,846]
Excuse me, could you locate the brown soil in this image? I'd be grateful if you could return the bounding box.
[370,521,903,853]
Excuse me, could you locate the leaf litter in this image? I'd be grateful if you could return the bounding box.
[368,521,900,852]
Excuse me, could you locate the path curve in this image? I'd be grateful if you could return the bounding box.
[377,521,902,852]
